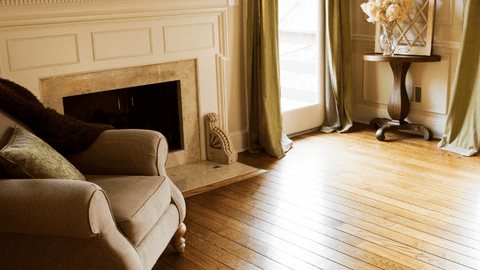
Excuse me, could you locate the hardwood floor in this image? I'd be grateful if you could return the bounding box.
[157,124,480,270]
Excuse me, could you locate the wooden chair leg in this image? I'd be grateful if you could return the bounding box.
[171,223,186,253]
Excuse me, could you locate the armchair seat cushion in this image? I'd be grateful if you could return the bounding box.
[86,175,172,246]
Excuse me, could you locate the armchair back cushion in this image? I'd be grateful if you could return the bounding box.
[67,129,169,176]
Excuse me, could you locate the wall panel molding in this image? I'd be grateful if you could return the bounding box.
[436,0,454,26]
[218,7,229,60]
[434,40,461,49]
[92,28,153,61]
[7,34,79,71]
[215,8,229,131]
[216,55,228,131]
[164,23,215,53]
[352,35,461,50]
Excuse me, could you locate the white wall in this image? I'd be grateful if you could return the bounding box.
[225,2,249,152]
[351,0,464,138]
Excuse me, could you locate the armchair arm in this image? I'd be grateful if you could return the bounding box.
[67,129,168,176]
[0,178,144,270]
[0,179,113,238]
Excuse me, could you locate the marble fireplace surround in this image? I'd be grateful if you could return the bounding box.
[40,60,200,169]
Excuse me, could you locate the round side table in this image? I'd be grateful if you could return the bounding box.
[363,53,441,141]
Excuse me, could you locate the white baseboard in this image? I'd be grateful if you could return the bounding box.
[229,129,249,153]
[354,103,447,139]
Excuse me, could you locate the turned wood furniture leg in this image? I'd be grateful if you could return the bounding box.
[171,223,186,253]
[372,61,432,141]
[387,61,411,124]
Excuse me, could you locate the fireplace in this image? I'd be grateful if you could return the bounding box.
[0,2,233,168]
[40,60,201,168]
[0,1,257,195]
[63,80,183,152]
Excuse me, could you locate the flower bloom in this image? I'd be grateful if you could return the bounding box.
[361,0,414,25]
[386,4,402,21]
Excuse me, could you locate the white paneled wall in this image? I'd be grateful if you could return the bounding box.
[0,0,248,159]
[351,0,463,138]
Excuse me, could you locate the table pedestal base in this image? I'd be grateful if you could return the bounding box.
[363,53,441,142]
[370,118,433,141]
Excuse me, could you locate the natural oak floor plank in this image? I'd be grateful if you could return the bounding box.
[188,194,353,270]
[235,177,480,258]
[283,146,480,210]
[185,220,290,270]
[216,183,475,270]
[266,163,480,236]
[215,185,410,270]
[259,169,480,243]
[185,210,320,270]
[227,180,480,265]
[158,124,480,269]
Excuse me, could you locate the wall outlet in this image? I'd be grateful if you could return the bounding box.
[407,85,422,103]
[414,86,422,103]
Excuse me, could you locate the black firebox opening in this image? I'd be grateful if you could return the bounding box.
[63,81,183,152]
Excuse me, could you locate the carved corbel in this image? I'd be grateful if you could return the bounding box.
[206,113,238,164]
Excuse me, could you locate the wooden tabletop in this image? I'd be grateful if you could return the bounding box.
[363,53,441,63]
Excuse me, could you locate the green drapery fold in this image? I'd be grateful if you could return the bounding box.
[246,0,292,158]
[438,0,480,156]
[320,0,354,133]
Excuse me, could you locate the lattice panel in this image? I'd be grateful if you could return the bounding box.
[396,0,429,47]
[375,0,436,56]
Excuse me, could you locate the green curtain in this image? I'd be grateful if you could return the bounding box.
[246,0,292,158]
[320,0,354,133]
[438,0,480,156]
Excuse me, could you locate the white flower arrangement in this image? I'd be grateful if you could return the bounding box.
[361,0,415,25]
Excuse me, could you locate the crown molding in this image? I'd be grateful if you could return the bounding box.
[0,0,226,27]
[0,0,225,6]
[1,0,113,4]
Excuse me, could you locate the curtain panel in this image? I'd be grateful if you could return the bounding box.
[320,0,354,133]
[246,0,292,158]
[438,0,480,156]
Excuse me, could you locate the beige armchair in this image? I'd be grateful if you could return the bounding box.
[0,109,186,270]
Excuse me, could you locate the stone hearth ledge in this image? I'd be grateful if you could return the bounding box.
[167,161,267,198]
